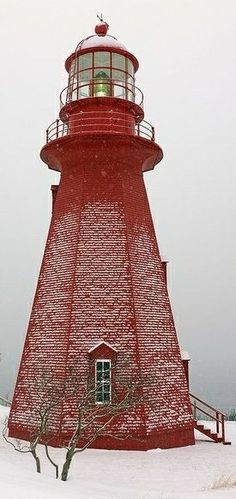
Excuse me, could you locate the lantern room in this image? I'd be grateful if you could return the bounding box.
[61,20,142,107]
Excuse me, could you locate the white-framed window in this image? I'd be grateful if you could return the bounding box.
[95,359,111,404]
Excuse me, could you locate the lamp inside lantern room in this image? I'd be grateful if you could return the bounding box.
[93,70,111,97]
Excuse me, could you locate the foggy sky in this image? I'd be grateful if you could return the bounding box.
[0,0,235,409]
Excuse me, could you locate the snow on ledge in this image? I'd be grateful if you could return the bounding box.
[181,350,191,361]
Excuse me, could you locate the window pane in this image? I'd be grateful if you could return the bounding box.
[97,371,103,382]
[97,362,102,372]
[94,51,110,67]
[127,58,134,77]
[127,75,135,86]
[104,364,110,380]
[94,68,110,79]
[112,69,125,82]
[78,83,89,99]
[126,88,135,102]
[113,83,126,99]
[104,392,110,402]
[112,53,125,71]
[69,60,76,77]
[78,53,92,70]
[96,389,103,402]
[70,85,78,101]
[78,69,92,81]
[93,71,111,96]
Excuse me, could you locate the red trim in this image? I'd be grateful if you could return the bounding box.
[89,342,117,361]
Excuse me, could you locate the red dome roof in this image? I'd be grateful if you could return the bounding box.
[65,21,139,73]
[76,22,127,52]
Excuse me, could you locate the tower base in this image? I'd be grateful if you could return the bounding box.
[8,425,195,451]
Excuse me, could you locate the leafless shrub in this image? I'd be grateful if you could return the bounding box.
[5,359,152,481]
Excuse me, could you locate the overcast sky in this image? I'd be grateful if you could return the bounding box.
[0,0,235,408]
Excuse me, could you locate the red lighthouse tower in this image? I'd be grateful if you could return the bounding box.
[9,21,195,450]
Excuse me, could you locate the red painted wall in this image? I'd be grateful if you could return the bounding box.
[9,132,194,449]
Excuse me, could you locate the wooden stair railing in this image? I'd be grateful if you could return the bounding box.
[189,393,231,445]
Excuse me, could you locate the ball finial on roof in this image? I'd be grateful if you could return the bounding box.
[95,14,109,36]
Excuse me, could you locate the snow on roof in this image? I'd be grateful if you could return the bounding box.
[160,254,168,262]
[181,350,191,361]
[77,35,127,52]
[88,340,118,353]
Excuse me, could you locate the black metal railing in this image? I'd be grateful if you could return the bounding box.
[46,111,155,143]
[60,79,144,108]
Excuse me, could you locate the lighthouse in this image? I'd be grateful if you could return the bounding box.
[8,20,195,450]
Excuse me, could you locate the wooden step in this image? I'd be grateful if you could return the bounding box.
[190,392,231,445]
[195,423,204,430]
[194,421,223,443]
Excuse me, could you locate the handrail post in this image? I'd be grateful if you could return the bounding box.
[56,119,59,139]
[193,400,197,420]
[151,126,155,141]
[46,128,49,143]
[216,411,219,434]
[222,414,225,444]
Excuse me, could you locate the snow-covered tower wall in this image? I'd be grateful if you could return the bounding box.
[8,21,194,450]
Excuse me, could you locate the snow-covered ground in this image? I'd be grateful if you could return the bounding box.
[1,406,236,499]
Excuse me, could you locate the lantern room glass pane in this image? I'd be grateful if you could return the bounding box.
[69,59,76,77]
[78,83,90,98]
[113,85,125,99]
[94,68,109,79]
[78,53,92,70]
[127,78,135,101]
[127,59,134,77]
[79,69,92,81]
[112,53,125,71]
[93,70,112,97]
[76,69,91,98]
[112,69,126,82]
[127,90,134,102]
[94,51,110,67]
